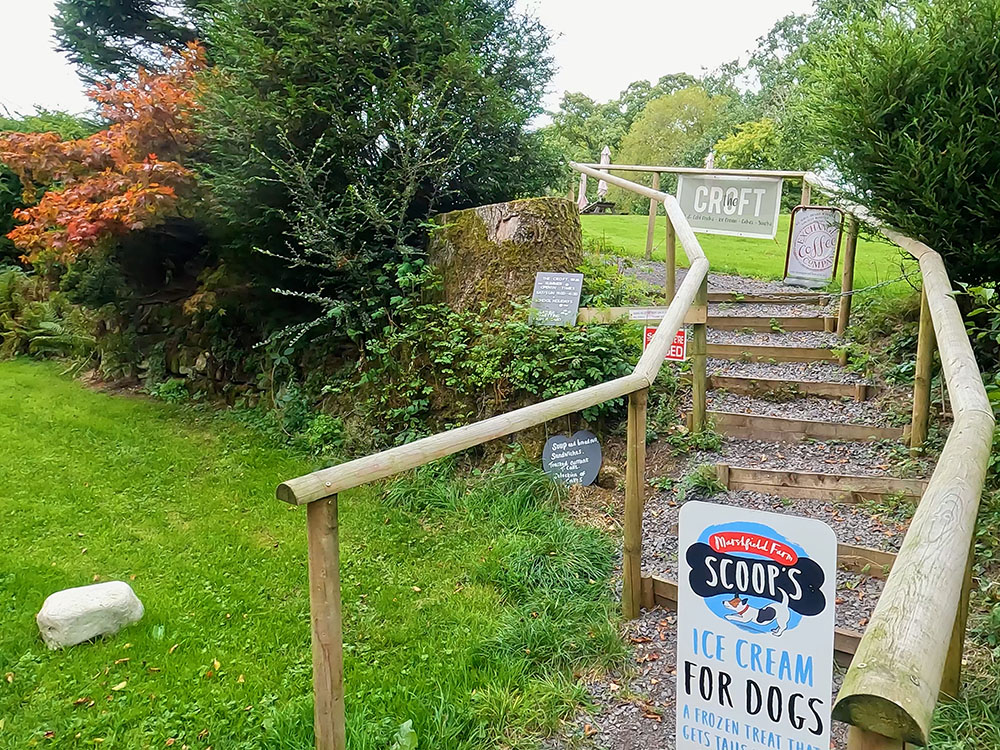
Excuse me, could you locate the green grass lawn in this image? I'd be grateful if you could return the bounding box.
[581,213,915,290]
[0,359,621,749]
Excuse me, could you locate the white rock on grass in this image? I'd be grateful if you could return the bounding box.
[36,581,144,649]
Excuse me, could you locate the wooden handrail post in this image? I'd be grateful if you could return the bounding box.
[645,173,661,260]
[622,387,648,620]
[800,178,812,206]
[846,727,905,749]
[306,497,347,750]
[665,208,677,303]
[837,214,858,335]
[940,538,975,699]
[691,276,709,432]
[910,286,935,451]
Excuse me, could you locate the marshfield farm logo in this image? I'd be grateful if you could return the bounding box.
[686,521,827,638]
[676,502,836,750]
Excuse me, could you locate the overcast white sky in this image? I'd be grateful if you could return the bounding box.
[0,0,815,117]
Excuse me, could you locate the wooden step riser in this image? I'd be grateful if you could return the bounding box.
[690,410,906,443]
[641,574,862,666]
[707,316,836,332]
[715,465,927,504]
[661,520,898,580]
[707,343,842,364]
[707,375,873,401]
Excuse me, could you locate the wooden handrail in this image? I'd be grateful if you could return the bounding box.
[804,173,995,745]
[278,165,709,505]
[577,163,808,179]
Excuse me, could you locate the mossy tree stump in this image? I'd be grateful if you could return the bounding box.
[428,197,584,312]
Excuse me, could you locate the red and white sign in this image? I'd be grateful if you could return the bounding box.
[644,326,687,361]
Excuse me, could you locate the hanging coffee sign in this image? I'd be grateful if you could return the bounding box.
[784,206,844,288]
[676,501,836,750]
[530,272,584,326]
[676,175,783,239]
[542,430,602,486]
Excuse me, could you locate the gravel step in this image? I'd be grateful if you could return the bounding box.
[706,392,900,427]
[685,437,931,479]
[640,489,899,625]
[708,302,834,319]
[708,328,840,348]
[709,358,866,385]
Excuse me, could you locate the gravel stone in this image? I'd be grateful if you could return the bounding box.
[709,358,867,385]
[691,437,930,479]
[708,329,840,348]
[708,302,833,318]
[626,261,832,298]
[706,391,898,427]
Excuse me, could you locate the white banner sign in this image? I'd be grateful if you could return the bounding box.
[676,501,836,750]
[676,175,783,239]
[784,206,844,288]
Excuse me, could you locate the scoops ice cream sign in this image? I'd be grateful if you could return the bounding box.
[676,502,836,750]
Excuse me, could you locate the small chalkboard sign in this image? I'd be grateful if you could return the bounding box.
[542,430,602,486]
[531,272,584,326]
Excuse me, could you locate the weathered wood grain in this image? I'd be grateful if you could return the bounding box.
[306,497,346,750]
[706,374,875,400]
[622,388,647,620]
[697,410,905,443]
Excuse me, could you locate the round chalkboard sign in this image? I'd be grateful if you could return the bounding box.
[542,430,603,486]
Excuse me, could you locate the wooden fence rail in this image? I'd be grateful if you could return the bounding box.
[277,164,993,750]
[277,164,710,749]
[801,173,995,747]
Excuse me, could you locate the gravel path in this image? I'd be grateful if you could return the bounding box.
[626,262,830,297]
[708,329,840,348]
[688,438,930,479]
[548,264,935,750]
[708,302,833,318]
[709,359,867,385]
[545,606,852,750]
[705,391,899,427]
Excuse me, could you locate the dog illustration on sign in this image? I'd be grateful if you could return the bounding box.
[723,588,791,636]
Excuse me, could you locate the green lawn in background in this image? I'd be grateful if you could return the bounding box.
[0,359,620,749]
[581,213,914,291]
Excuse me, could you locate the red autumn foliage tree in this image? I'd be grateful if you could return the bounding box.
[0,43,205,264]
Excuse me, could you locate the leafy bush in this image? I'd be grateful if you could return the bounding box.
[197,0,561,346]
[579,251,658,307]
[0,268,95,361]
[806,0,1000,283]
[329,298,642,448]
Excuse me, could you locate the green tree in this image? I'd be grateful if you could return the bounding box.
[713,118,780,170]
[52,0,207,82]
[610,87,727,212]
[806,0,1000,283]
[197,0,559,345]
[541,73,699,164]
[0,109,101,265]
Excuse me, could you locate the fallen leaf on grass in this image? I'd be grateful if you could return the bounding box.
[168,644,179,655]
[111,681,127,691]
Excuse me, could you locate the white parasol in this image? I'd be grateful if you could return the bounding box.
[577,171,588,211]
[597,145,611,198]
